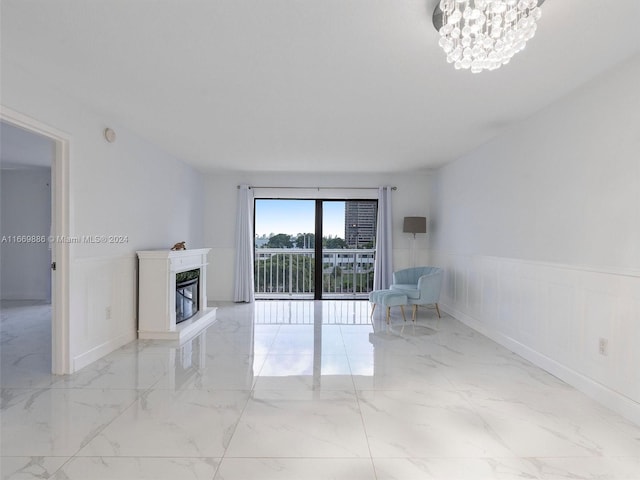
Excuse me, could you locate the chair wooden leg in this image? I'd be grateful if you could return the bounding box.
[435,303,441,318]
[400,305,406,322]
[386,307,390,324]
[370,303,376,318]
[412,305,417,322]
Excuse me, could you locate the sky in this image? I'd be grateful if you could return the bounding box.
[255,200,345,238]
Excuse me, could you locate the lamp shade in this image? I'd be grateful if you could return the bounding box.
[403,217,427,234]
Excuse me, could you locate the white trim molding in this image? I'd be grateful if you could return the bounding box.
[1,105,72,375]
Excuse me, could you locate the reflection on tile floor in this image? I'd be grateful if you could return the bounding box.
[2,300,639,479]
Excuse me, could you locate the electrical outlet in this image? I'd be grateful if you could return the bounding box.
[598,338,608,356]
[106,306,112,320]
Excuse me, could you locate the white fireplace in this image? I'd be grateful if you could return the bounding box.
[137,248,217,342]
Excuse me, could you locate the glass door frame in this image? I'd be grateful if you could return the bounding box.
[253,198,377,300]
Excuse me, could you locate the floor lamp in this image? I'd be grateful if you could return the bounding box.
[403,217,426,267]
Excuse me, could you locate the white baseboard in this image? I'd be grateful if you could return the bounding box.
[441,302,640,426]
[72,329,136,372]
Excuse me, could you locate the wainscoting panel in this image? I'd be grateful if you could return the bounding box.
[430,251,640,425]
[71,255,137,371]
[207,247,235,302]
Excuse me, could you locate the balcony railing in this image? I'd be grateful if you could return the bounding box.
[254,248,376,299]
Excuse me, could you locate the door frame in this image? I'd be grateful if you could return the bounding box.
[314,200,323,300]
[1,106,71,375]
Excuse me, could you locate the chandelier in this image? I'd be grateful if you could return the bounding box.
[433,0,544,73]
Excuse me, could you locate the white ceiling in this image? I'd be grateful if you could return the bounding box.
[2,0,639,173]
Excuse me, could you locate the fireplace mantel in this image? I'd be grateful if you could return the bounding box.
[137,248,217,342]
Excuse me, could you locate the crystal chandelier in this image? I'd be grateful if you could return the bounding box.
[433,0,544,73]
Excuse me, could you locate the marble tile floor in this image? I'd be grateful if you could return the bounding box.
[1,299,639,479]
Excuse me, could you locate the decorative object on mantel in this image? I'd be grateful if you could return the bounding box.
[433,0,545,73]
[171,241,186,251]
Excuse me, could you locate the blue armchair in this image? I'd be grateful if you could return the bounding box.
[390,266,443,320]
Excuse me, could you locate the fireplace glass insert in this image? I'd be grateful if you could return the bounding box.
[176,269,199,323]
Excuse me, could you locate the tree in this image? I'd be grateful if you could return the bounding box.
[265,233,294,249]
[294,233,315,248]
[323,236,347,249]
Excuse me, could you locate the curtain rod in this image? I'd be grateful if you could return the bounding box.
[237,185,397,190]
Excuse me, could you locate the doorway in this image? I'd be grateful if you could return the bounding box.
[0,109,70,375]
[254,199,377,300]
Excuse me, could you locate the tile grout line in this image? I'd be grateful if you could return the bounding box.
[44,385,143,477]
[211,307,278,478]
[343,324,380,480]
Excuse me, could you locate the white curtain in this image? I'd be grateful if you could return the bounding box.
[373,186,393,290]
[233,185,255,302]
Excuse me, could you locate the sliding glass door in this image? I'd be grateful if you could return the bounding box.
[254,199,377,300]
[254,199,316,298]
[321,201,376,299]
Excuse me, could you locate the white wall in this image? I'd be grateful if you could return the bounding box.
[204,170,432,301]
[1,167,52,301]
[1,61,205,372]
[429,55,640,424]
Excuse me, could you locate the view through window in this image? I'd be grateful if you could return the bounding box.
[254,199,377,299]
